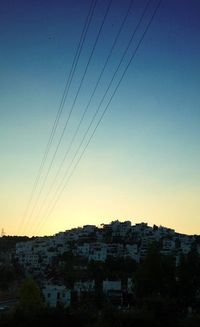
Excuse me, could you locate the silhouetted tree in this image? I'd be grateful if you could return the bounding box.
[135,243,163,297]
[19,278,44,313]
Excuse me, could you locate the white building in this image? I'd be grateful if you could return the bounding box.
[74,280,95,301]
[103,280,122,293]
[132,223,149,234]
[154,226,175,240]
[74,280,95,293]
[82,225,96,235]
[65,228,82,241]
[180,236,193,255]
[89,243,107,262]
[42,284,71,308]
[110,220,131,237]
[76,243,90,257]
[107,243,123,258]
[125,244,139,262]
[161,238,176,255]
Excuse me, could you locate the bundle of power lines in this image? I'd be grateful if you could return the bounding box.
[18,0,161,236]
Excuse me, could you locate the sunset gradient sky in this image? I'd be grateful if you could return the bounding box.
[1,0,200,236]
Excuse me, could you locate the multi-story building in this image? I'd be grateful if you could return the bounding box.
[42,284,71,308]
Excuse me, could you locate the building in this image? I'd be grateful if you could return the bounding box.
[103,280,122,305]
[42,284,71,308]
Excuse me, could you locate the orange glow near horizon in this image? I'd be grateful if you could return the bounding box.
[1,1,200,238]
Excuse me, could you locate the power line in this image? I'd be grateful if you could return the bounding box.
[25,0,113,234]
[33,0,162,236]
[30,0,135,230]
[31,0,148,235]
[18,0,97,235]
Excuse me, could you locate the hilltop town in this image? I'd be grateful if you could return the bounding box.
[1,220,200,312]
[15,220,199,276]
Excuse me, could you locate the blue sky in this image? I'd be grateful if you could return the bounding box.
[1,0,200,236]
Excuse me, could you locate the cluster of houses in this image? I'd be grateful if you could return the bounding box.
[14,220,200,308]
[42,278,134,308]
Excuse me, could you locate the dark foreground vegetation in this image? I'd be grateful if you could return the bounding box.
[1,304,200,327]
[1,238,200,326]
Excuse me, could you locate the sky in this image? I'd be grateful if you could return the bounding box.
[0,0,200,236]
